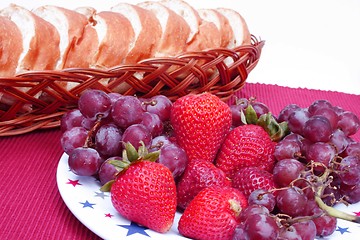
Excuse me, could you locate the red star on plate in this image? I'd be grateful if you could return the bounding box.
[354,211,360,216]
[105,213,114,218]
[66,179,82,187]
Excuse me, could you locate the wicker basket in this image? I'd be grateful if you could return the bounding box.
[0,36,264,136]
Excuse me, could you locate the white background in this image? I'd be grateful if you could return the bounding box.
[1,0,360,95]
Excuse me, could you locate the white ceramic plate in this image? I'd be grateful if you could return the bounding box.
[57,152,360,240]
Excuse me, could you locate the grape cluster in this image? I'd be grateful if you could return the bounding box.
[60,90,188,185]
[231,99,360,239]
[276,99,360,204]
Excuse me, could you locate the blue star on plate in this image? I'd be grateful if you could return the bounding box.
[336,226,350,235]
[79,200,96,209]
[118,221,150,237]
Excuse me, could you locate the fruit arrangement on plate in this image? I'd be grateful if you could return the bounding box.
[60,90,360,239]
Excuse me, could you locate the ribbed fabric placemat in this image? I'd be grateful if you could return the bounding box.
[0,82,359,240]
[0,130,101,240]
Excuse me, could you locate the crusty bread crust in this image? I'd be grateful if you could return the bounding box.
[0,16,23,77]
[32,5,89,69]
[186,19,221,52]
[217,8,251,48]
[160,0,200,44]
[198,9,234,48]
[111,3,162,64]
[0,4,60,72]
[90,11,134,68]
[138,1,190,57]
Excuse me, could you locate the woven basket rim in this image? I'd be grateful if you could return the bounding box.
[0,36,265,136]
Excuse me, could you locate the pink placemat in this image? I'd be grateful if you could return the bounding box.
[0,83,359,239]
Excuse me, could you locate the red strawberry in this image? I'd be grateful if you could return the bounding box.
[109,143,177,233]
[215,124,276,178]
[176,159,231,210]
[232,166,277,198]
[178,186,248,240]
[170,92,232,162]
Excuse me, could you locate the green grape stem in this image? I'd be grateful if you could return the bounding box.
[315,195,360,223]
[309,162,360,224]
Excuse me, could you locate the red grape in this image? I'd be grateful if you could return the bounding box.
[273,159,304,187]
[315,215,337,237]
[60,109,85,132]
[61,127,88,155]
[303,116,332,142]
[144,95,172,122]
[337,111,360,136]
[278,104,301,123]
[158,143,188,179]
[240,205,270,222]
[122,124,152,149]
[68,147,102,176]
[107,92,122,103]
[230,98,249,123]
[98,156,121,185]
[232,222,249,240]
[329,129,350,154]
[292,220,317,240]
[230,104,245,127]
[308,99,332,115]
[149,135,171,152]
[288,109,310,134]
[305,142,336,167]
[95,124,123,157]
[276,187,308,217]
[274,139,301,161]
[141,112,164,137]
[343,141,360,157]
[313,107,339,130]
[243,213,279,239]
[278,226,302,240]
[340,183,360,204]
[251,101,269,118]
[338,156,360,185]
[78,89,112,120]
[81,117,97,130]
[248,189,276,212]
[111,95,144,129]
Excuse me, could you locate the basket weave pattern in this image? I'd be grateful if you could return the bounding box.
[0,36,264,136]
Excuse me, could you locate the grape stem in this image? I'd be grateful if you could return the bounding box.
[288,161,360,224]
[315,195,360,223]
[83,114,103,148]
[308,162,360,224]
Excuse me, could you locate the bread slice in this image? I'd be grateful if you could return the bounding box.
[0,4,60,73]
[32,5,89,69]
[75,6,96,19]
[185,17,221,52]
[159,0,200,44]
[90,11,135,67]
[0,16,23,77]
[111,3,162,64]
[137,1,190,57]
[198,9,234,48]
[159,0,220,52]
[216,8,251,48]
[54,7,98,69]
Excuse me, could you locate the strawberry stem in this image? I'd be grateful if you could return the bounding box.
[229,199,242,218]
